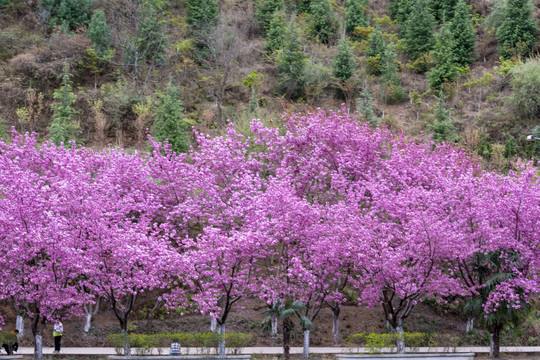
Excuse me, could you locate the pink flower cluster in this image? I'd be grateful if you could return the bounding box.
[0,108,537,340]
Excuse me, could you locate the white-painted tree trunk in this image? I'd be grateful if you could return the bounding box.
[211,318,217,332]
[218,323,226,358]
[84,312,92,333]
[121,329,130,356]
[34,334,43,360]
[396,324,405,354]
[271,315,278,337]
[466,317,474,333]
[489,333,494,358]
[332,311,339,344]
[302,329,310,359]
[16,315,24,340]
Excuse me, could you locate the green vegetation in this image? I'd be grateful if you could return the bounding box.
[152,84,190,153]
[403,0,435,60]
[309,0,336,43]
[428,23,459,90]
[0,0,538,172]
[40,0,92,31]
[276,17,307,99]
[509,60,540,120]
[48,65,79,146]
[88,10,111,57]
[333,39,356,84]
[449,0,476,66]
[496,0,538,59]
[366,27,385,75]
[345,0,369,36]
[107,332,253,356]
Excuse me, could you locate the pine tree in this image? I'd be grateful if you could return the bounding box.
[88,10,112,57]
[403,0,435,60]
[138,1,168,66]
[380,42,404,103]
[152,84,190,154]
[356,86,376,126]
[429,92,457,142]
[428,23,459,90]
[333,39,356,84]
[345,0,369,36]
[366,26,386,75]
[265,11,286,54]
[309,0,336,43]
[48,64,79,146]
[276,17,307,99]
[449,0,476,66]
[389,0,415,25]
[496,0,538,59]
[41,0,92,31]
[255,0,284,35]
[429,0,458,22]
[186,0,219,30]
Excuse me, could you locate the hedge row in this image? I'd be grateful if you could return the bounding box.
[107,332,253,356]
[346,332,439,354]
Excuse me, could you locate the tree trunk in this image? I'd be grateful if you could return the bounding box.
[30,315,46,360]
[84,312,92,333]
[332,308,340,345]
[218,323,226,358]
[283,318,291,360]
[211,318,217,332]
[13,302,25,340]
[121,327,130,357]
[271,315,278,338]
[395,321,405,354]
[302,329,310,359]
[490,328,500,359]
[16,315,25,340]
[466,317,474,333]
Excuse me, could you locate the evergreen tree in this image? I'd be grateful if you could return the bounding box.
[137,1,168,66]
[345,0,369,36]
[265,11,286,54]
[356,86,376,126]
[309,0,336,43]
[449,0,476,66]
[429,92,457,142]
[152,84,190,154]
[380,42,404,103]
[0,0,10,11]
[88,10,111,57]
[403,0,435,60]
[429,0,458,22]
[429,23,459,90]
[333,39,356,84]
[276,17,307,99]
[186,0,219,30]
[366,26,386,75]
[48,65,79,146]
[389,0,415,25]
[496,0,538,59]
[41,0,92,31]
[255,0,284,34]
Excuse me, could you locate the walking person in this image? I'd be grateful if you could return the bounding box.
[53,320,63,354]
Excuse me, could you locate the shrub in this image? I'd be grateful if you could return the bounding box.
[40,0,93,31]
[509,59,540,120]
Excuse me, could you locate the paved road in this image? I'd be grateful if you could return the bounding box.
[9,346,540,356]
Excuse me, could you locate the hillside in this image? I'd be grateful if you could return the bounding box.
[0,0,540,171]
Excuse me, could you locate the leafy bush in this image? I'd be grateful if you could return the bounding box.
[107,332,252,355]
[509,59,540,120]
[345,332,438,353]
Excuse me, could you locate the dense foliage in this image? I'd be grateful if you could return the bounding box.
[0,110,538,360]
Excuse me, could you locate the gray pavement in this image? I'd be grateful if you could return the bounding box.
[9,346,540,356]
